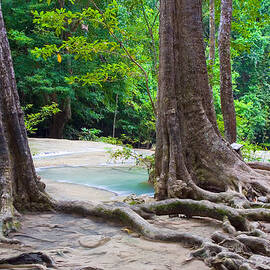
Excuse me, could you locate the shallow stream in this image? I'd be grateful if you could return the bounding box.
[37,166,154,196]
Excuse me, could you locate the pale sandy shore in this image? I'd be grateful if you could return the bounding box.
[29,138,150,202]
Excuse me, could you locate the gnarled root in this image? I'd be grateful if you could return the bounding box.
[248,162,270,172]
[53,198,270,270]
[3,194,270,270]
[55,200,205,247]
[0,264,47,269]
[0,192,21,244]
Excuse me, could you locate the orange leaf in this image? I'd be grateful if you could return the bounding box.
[57,53,62,63]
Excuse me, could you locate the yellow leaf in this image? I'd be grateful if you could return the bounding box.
[57,53,62,63]
[121,227,133,234]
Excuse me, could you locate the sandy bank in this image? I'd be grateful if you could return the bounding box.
[29,138,151,202]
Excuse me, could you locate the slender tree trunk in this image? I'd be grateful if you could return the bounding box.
[155,0,266,201]
[49,96,71,139]
[209,0,215,80]
[112,94,118,138]
[218,0,237,143]
[0,3,53,236]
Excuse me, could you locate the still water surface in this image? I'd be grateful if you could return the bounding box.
[38,166,154,195]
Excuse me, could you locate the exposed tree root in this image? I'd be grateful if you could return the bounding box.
[248,162,270,172]
[3,194,270,270]
[55,200,206,247]
[2,195,270,270]
[12,233,55,243]
[0,194,21,244]
[50,198,270,270]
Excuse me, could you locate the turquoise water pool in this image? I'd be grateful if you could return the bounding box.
[37,166,154,196]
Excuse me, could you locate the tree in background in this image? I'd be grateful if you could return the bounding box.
[205,0,269,146]
[2,0,76,138]
[232,0,270,144]
[209,0,215,81]
[218,0,237,143]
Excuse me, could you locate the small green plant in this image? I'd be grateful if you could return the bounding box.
[79,128,102,141]
[239,141,263,162]
[108,146,155,175]
[98,136,123,145]
[23,102,60,134]
[120,134,140,145]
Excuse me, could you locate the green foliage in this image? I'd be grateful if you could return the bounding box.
[3,0,269,150]
[78,127,102,141]
[23,103,60,134]
[239,141,263,162]
[205,0,270,146]
[98,136,123,145]
[29,0,158,143]
[108,146,155,174]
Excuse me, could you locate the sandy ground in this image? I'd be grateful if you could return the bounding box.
[4,213,219,270]
[2,138,217,270]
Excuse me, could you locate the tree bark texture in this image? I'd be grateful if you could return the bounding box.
[0,3,53,234]
[218,0,237,143]
[155,0,269,201]
[208,0,218,133]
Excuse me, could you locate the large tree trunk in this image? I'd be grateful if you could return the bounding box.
[0,3,53,237]
[218,0,237,143]
[154,0,269,201]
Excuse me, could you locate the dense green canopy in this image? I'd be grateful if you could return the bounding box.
[2,0,269,148]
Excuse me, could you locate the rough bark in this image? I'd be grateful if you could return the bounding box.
[208,0,219,133]
[155,0,270,201]
[0,3,54,236]
[218,0,237,143]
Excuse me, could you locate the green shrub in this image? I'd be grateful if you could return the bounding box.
[78,128,102,141]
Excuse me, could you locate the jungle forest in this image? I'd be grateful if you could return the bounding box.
[0,0,270,270]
